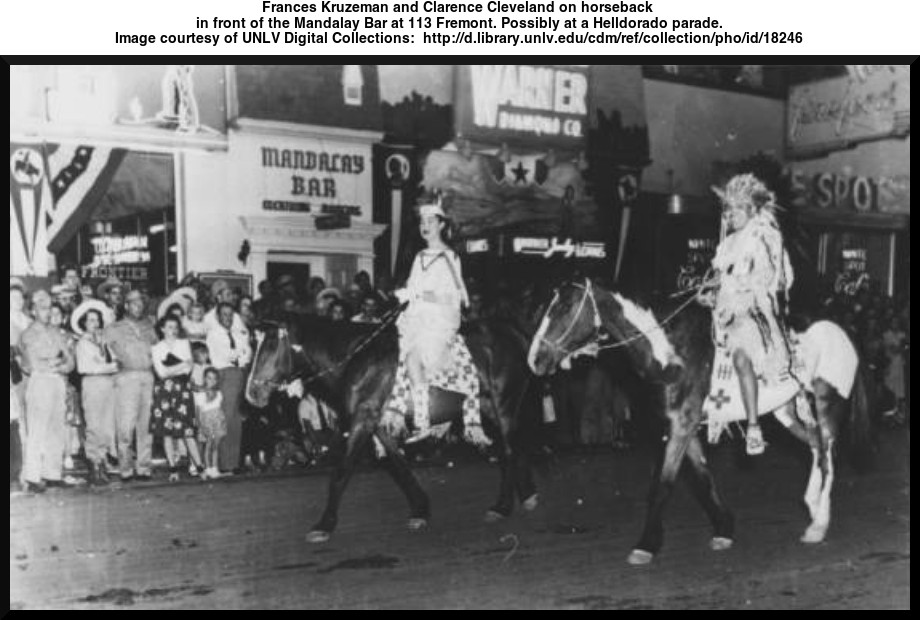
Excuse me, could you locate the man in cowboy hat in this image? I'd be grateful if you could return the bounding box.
[52,283,79,318]
[97,277,126,321]
[104,289,158,482]
[204,279,248,336]
[19,289,76,493]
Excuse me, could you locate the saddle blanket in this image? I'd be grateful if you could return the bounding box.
[386,334,480,422]
[703,343,812,444]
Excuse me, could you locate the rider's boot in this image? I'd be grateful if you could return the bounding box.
[462,394,492,449]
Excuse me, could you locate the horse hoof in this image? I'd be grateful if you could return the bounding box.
[407,518,429,532]
[306,531,331,544]
[484,510,506,524]
[627,549,654,566]
[709,537,734,552]
[800,525,828,545]
[521,494,540,512]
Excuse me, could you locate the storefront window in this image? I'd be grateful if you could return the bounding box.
[56,151,177,297]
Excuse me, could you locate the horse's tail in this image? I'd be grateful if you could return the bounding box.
[846,362,877,473]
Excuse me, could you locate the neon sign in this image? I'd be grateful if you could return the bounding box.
[456,65,590,149]
[512,237,606,259]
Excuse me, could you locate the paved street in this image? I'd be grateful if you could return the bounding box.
[10,428,910,609]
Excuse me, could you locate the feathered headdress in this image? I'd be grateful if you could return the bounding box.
[712,173,779,215]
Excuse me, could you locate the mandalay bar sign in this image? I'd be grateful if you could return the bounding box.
[455,65,590,149]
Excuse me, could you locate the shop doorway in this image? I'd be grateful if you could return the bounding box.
[267,262,312,299]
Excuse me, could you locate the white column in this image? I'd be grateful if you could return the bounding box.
[173,151,188,280]
[248,247,269,286]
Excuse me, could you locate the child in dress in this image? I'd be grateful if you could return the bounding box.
[195,367,227,480]
[190,342,210,392]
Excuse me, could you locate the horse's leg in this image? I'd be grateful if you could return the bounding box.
[485,392,517,521]
[307,414,373,544]
[802,380,839,544]
[629,400,696,565]
[685,434,735,551]
[374,431,432,531]
[514,429,539,512]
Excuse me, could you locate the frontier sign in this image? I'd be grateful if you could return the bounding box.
[455,65,590,149]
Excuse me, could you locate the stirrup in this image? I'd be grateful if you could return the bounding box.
[405,426,434,445]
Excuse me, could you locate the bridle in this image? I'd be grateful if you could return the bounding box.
[536,278,703,365]
[247,305,404,397]
[537,278,604,361]
[246,323,297,395]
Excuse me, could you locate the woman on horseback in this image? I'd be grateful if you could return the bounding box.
[702,174,795,456]
[395,199,487,445]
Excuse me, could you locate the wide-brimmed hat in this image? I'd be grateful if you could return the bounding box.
[96,277,125,299]
[9,277,25,292]
[52,284,78,298]
[317,287,342,301]
[70,299,115,335]
[210,279,231,299]
[276,274,296,289]
[157,286,198,321]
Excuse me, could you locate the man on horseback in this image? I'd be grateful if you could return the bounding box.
[395,198,490,446]
[701,174,796,456]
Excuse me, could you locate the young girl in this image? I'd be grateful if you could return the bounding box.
[195,367,227,480]
[190,342,210,392]
[183,303,209,343]
[395,199,488,446]
[150,315,204,481]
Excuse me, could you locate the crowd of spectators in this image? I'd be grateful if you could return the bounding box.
[815,285,910,426]
[11,265,909,494]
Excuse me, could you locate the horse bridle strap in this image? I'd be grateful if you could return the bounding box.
[539,278,603,359]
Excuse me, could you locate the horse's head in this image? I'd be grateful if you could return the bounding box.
[246,320,296,409]
[528,279,602,376]
[529,279,685,381]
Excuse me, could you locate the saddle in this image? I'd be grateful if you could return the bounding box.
[703,342,815,444]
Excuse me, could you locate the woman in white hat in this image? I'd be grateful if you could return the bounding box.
[73,300,120,485]
[157,287,197,323]
[701,174,795,456]
[394,198,487,445]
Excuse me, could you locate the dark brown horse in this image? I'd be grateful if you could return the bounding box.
[528,279,875,565]
[246,313,539,543]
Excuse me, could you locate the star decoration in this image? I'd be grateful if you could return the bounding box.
[512,161,529,185]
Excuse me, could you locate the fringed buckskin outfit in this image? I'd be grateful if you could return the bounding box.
[712,205,794,381]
